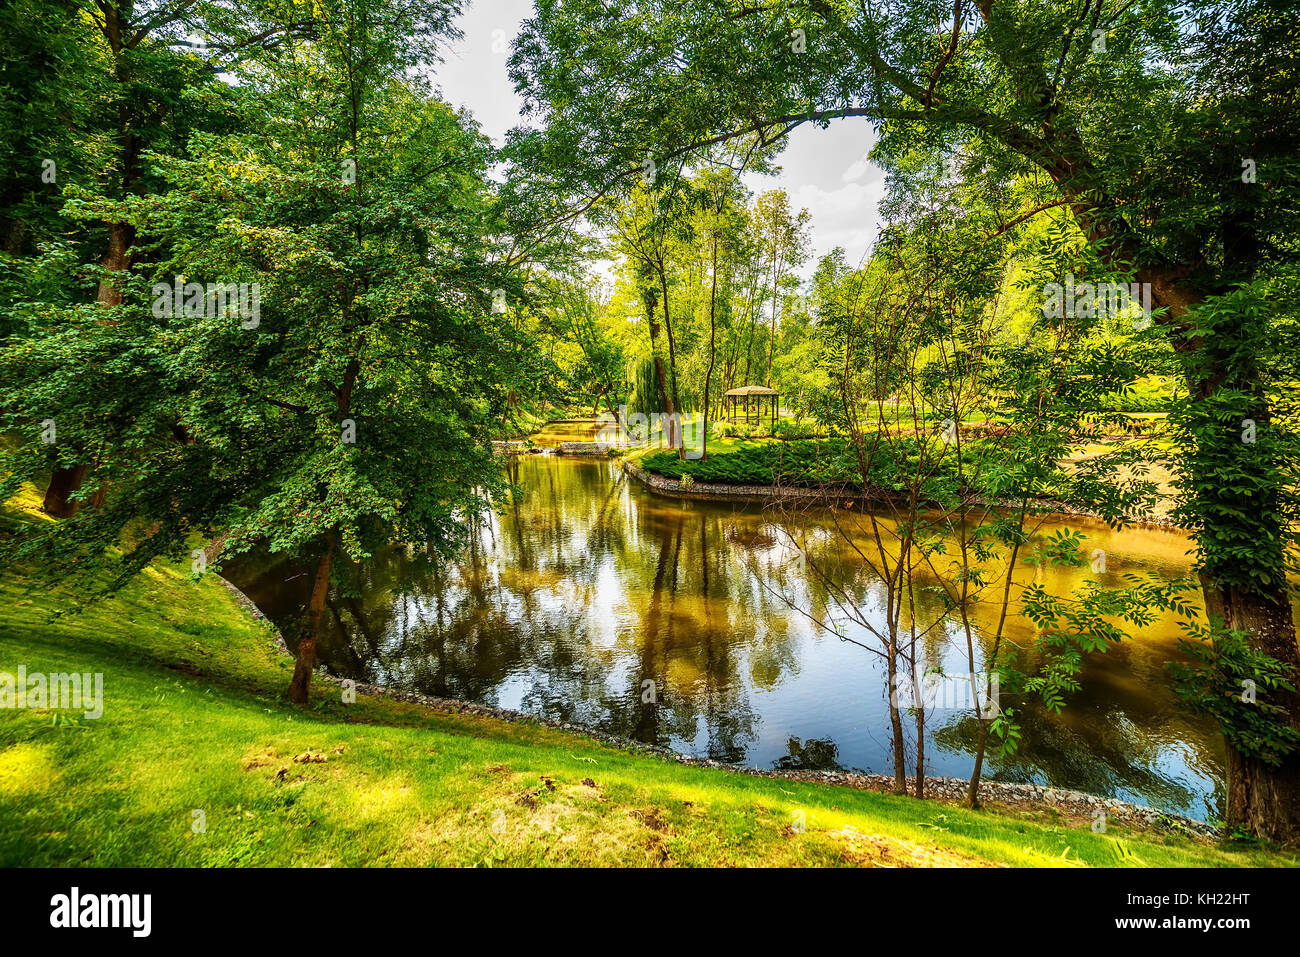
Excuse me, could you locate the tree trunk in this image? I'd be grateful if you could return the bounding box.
[2,215,23,257]
[654,267,686,459]
[914,693,925,800]
[656,356,679,450]
[40,214,134,519]
[657,264,681,413]
[288,538,336,706]
[1204,576,1300,842]
[967,721,989,809]
[96,221,134,306]
[1226,745,1300,844]
[642,289,679,451]
[42,464,87,518]
[703,237,719,461]
[885,634,908,795]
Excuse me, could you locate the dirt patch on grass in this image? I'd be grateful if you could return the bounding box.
[429,782,680,866]
[629,806,675,836]
[240,746,279,770]
[828,825,998,867]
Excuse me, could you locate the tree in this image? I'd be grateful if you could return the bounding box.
[753,189,809,386]
[605,184,691,452]
[692,167,747,459]
[1,0,535,708]
[15,0,318,516]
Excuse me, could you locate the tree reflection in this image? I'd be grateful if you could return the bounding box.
[226,455,1223,819]
[775,736,842,771]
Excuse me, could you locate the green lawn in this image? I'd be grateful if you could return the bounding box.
[0,488,1293,867]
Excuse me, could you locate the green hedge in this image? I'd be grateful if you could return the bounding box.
[643,439,859,486]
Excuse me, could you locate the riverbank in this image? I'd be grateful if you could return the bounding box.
[3,489,1286,866]
[622,454,1185,530]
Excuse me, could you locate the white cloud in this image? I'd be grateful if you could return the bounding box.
[437,2,889,281]
[841,157,872,183]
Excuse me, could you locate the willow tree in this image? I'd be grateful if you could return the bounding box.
[509,0,1300,843]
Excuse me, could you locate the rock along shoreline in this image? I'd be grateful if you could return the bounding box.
[216,574,1219,843]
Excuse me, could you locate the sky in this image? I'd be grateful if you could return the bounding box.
[433,0,887,281]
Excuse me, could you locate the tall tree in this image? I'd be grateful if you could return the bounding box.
[753,189,809,386]
[24,0,317,516]
[2,0,535,708]
[692,168,747,459]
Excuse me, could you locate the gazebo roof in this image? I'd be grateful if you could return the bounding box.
[725,385,777,396]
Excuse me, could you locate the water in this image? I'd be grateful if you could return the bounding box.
[227,424,1226,821]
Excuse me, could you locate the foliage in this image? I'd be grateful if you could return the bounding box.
[1170,623,1300,768]
[0,0,550,705]
[643,439,860,487]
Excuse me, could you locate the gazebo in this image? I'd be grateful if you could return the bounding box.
[724,385,779,428]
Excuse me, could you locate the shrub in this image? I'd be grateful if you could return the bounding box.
[774,420,818,440]
[712,420,775,439]
[643,439,862,486]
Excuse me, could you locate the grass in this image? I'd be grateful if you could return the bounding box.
[0,485,1294,867]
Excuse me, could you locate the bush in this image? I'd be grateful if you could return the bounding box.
[642,432,993,492]
[712,419,774,439]
[774,420,819,440]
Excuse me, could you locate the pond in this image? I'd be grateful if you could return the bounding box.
[227,423,1225,821]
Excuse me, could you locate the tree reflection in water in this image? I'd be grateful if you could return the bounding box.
[228,453,1225,821]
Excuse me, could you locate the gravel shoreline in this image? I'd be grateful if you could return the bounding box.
[215,574,1219,843]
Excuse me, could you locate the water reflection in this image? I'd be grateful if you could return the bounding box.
[228,448,1227,820]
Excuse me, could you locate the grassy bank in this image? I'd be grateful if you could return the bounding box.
[0,491,1292,867]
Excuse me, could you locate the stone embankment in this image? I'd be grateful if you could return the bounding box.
[492,439,615,456]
